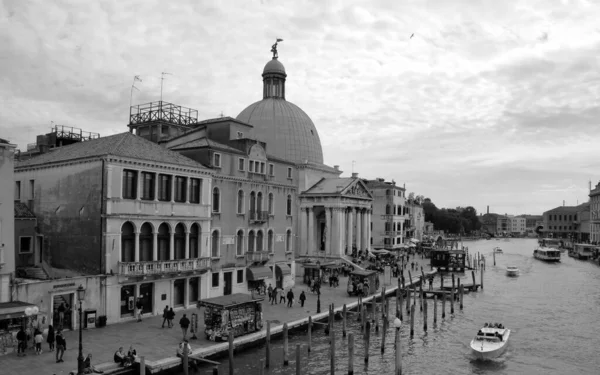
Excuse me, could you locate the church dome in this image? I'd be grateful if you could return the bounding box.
[236,55,324,164]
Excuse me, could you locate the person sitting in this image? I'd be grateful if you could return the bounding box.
[84,354,104,374]
[114,347,126,366]
[483,323,489,327]
[177,340,198,372]
[126,345,137,365]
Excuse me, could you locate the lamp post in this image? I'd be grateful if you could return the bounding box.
[316,261,321,313]
[394,317,402,375]
[76,285,86,375]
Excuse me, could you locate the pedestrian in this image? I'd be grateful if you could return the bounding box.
[161,305,169,328]
[167,307,175,328]
[47,325,55,352]
[267,284,273,303]
[279,287,286,304]
[299,291,306,307]
[55,330,66,363]
[57,303,66,328]
[135,298,144,322]
[271,287,278,305]
[16,327,27,356]
[286,289,294,307]
[34,329,43,354]
[179,314,190,340]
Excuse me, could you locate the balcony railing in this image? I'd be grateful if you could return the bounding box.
[118,258,210,276]
[249,210,269,223]
[246,251,271,264]
[383,231,403,236]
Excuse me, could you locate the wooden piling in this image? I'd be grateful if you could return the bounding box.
[398,288,404,321]
[433,295,437,324]
[471,271,476,287]
[481,268,484,290]
[259,360,264,375]
[140,356,146,375]
[442,294,446,319]
[441,276,444,290]
[451,273,455,291]
[296,344,301,375]
[343,304,347,337]
[408,270,413,286]
[330,330,336,375]
[214,365,219,375]
[423,298,428,332]
[283,323,289,366]
[348,333,355,375]
[419,281,423,312]
[307,315,312,352]
[460,285,464,310]
[381,313,387,354]
[266,321,271,368]
[395,326,402,375]
[375,302,379,332]
[457,277,461,294]
[493,249,496,265]
[406,284,411,314]
[362,306,366,332]
[450,287,455,314]
[183,342,189,375]
[364,321,371,364]
[410,304,415,338]
[228,331,234,375]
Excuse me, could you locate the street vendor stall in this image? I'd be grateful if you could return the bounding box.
[301,262,322,285]
[347,269,380,296]
[0,302,41,356]
[197,294,264,342]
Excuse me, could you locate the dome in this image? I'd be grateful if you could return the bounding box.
[236,98,324,164]
[263,58,287,76]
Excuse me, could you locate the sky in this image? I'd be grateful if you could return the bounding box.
[2,0,599,216]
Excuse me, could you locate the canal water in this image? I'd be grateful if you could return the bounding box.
[197,239,600,375]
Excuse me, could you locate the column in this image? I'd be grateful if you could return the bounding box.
[337,208,345,256]
[366,209,372,250]
[362,209,369,250]
[355,209,362,252]
[106,165,113,198]
[331,208,340,256]
[307,208,315,255]
[325,207,333,254]
[152,232,158,261]
[154,175,159,202]
[346,208,353,254]
[169,231,175,260]
[300,207,308,255]
[184,277,189,308]
[170,175,175,203]
[134,231,140,262]
[184,231,190,259]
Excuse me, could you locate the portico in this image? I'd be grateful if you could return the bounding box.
[298,177,373,258]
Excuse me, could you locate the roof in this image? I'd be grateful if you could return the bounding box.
[350,269,378,277]
[197,293,263,308]
[363,179,405,190]
[544,204,588,214]
[170,138,245,154]
[304,178,355,194]
[0,138,10,144]
[15,132,208,170]
[14,202,36,219]
[263,58,286,75]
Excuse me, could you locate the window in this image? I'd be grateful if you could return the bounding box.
[286,195,292,215]
[260,162,265,174]
[211,230,220,257]
[254,161,260,173]
[29,180,34,199]
[237,269,244,283]
[268,193,274,215]
[15,181,20,200]
[269,164,274,176]
[237,190,245,214]
[248,231,255,252]
[19,236,33,253]
[238,158,245,171]
[286,230,292,253]
[190,178,202,203]
[236,230,244,256]
[287,167,292,179]
[268,230,274,253]
[141,172,155,200]
[237,131,244,139]
[213,153,221,167]
[212,273,219,287]
[256,230,264,252]
[174,176,187,202]
[212,187,220,212]
[158,174,172,201]
[122,170,137,199]
[386,205,391,215]
[249,160,254,172]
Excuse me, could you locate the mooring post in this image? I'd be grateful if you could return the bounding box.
[451,273,455,293]
[457,277,461,297]
[283,322,289,366]
[408,270,412,288]
[381,313,387,354]
[419,280,423,312]
[471,270,476,288]
[183,342,189,375]
[442,294,446,319]
[343,304,347,337]
[450,287,455,314]
[330,330,336,375]
[308,315,312,352]
[423,298,428,332]
[140,356,146,375]
[441,275,444,290]
[460,285,464,310]
[481,268,484,290]
[395,325,402,375]
[406,283,411,314]
[409,304,415,338]
[296,344,301,375]
[398,288,403,321]
[493,249,496,266]
[348,333,355,375]
[364,321,371,364]
[228,331,234,375]
[213,365,219,375]
[266,321,271,368]
[433,295,438,325]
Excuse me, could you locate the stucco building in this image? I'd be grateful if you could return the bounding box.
[590,181,600,243]
[0,138,17,303]
[406,200,425,241]
[542,204,588,240]
[363,179,406,250]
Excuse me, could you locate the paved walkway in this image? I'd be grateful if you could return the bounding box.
[2,254,432,375]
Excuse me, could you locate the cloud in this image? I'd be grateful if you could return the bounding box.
[2,0,600,215]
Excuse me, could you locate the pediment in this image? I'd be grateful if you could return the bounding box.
[342,180,372,199]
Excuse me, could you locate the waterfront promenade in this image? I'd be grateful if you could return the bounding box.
[3,256,431,375]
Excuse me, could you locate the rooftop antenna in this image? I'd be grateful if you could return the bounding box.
[160,72,172,102]
[352,160,356,174]
[220,111,224,118]
[130,75,142,109]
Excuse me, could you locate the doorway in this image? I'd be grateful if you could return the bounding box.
[37,236,43,264]
[223,272,232,296]
[173,279,185,307]
[52,293,74,330]
[189,277,199,304]
[139,283,154,314]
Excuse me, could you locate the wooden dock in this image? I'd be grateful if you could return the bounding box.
[440,283,480,292]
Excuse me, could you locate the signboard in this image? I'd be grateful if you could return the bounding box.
[276,235,284,242]
[222,236,235,245]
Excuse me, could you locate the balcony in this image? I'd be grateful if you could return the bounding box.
[249,210,269,223]
[383,231,403,236]
[118,258,210,276]
[246,251,271,264]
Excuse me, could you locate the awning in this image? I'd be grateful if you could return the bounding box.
[276,263,292,276]
[320,262,342,270]
[246,266,272,281]
[0,301,38,321]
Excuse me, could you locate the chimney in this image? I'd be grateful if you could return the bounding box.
[563,200,565,206]
[351,172,358,178]
[334,165,339,171]
[487,206,489,214]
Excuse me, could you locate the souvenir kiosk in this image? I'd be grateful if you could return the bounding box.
[347,269,380,296]
[197,294,264,342]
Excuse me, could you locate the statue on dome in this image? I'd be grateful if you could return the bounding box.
[271,38,284,59]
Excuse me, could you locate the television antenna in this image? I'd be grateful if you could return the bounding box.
[160,72,172,102]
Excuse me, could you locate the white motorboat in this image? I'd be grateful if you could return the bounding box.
[533,247,561,262]
[470,323,510,360]
[493,247,503,253]
[506,266,519,276]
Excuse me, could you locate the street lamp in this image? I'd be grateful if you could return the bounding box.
[316,261,321,313]
[76,285,86,375]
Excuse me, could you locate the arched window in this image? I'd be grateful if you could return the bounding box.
[189,223,199,258]
[158,223,170,260]
[250,191,256,213]
[268,193,274,215]
[237,190,244,214]
[248,230,255,252]
[268,230,274,253]
[257,230,264,252]
[139,222,153,261]
[286,229,292,253]
[257,192,263,211]
[386,204,391,215]
[212,187,220,212]
[236,230,244,256]
[286,195,292,216]
[174,223,185,259]
[211,230,220,257]
[121,222,135,262]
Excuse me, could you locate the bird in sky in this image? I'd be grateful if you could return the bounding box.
[410,33,414,39]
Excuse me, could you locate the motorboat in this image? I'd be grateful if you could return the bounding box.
[533,247,561,262]
[571,244,596,260]
[493,247,503,253]
[470,323,510,360]
[506,266,519,276]
[539,238,564,252]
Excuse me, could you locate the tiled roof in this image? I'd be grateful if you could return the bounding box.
[15,132,208,170]
[363,179,404,190]
[170,138,244,154]
[545,204,588,214]
[304,178,355,194]
[14,202,36,219]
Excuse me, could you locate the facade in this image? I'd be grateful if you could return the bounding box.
[480,213,498,234]
[590,181,600,244]
[0,138,17,302]
[14,202,42,272]
[407,200,425,241]
[15,132,213,324]
[542,204,588,240]
[364,178,406,250]
[575,203,590,242]
[509,216,526,235]
[496,215,510,234]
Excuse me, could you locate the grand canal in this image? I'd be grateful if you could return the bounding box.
[198,239,600,374]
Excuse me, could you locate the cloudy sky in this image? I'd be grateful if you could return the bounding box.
[2,0,599,215]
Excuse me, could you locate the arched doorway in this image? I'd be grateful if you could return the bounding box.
[174,223,185,259]
[139,223,153,261]
[121,222,135,262]
[158,223,170,260]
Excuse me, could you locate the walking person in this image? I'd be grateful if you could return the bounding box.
[286,289,294,307]
[161,305,169,328]
[299,291,306,308]
[179,314,190,340]
[57,303,66,328]
[55,330,66,363]
[279,287,286,304]
[47,325,55,352]
[167,307,175,328]
[135,298,144,322]
[34,329,44,354]
[267,284,273,303]
[271,287,278,305]
[16,327,27,357]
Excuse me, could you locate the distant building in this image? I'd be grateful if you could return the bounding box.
[480,213,499,234]
[363,178,407,250]
[406,200,425,241]
[589,181,600,243]
[0,138,17,303]
[542,204,589,240]
[509,216,526,235]
[496,215,510,234]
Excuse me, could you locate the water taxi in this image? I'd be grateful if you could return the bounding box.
[570,244,596,260]
[539,238,564,252]
[506,266,519,277]
[470,322,510,360]
[533,247,561,262]
[493,247,503,253]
